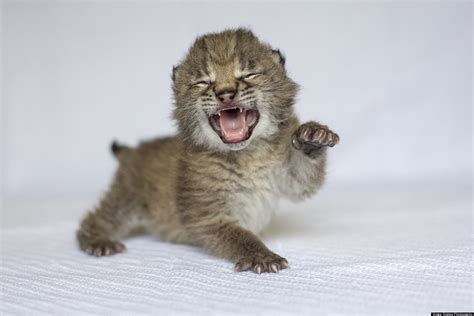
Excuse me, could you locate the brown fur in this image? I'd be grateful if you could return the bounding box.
[77,28,339,273]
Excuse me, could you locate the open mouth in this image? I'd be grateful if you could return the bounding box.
[209,106,259,143]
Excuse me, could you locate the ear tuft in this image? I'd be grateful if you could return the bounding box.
[172,65,179,82]
[271,49,286,68]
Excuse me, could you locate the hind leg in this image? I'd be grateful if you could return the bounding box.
[77,183,146,257]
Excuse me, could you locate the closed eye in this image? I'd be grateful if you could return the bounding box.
[241,73,261,80]
[193,80,211,87]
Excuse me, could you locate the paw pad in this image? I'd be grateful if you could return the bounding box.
[293,122,339,150]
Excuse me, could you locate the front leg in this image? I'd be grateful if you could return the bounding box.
[279,121,339,200]
[185,218,288,274]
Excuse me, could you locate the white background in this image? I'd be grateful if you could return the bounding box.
[3,1,471,202]
[1,1,472,314]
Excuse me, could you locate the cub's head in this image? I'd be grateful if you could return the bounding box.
[173,28,298,151]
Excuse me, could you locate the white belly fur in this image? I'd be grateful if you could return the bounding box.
[230,188,278,235]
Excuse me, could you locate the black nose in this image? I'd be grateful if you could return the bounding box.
[217,89,236,104]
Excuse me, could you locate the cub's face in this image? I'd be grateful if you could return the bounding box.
[173,29,298,151]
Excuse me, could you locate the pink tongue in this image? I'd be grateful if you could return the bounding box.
[219,110,248,143]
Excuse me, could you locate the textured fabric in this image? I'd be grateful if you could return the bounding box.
[1,181,472,315]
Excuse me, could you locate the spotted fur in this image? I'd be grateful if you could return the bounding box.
[77,28,339,274]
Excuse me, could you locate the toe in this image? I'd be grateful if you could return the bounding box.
[93,248,102,257]
[302,126,312,140]
[314,129,326,142]
[103,247,111,256]
[280,258,289,269]
[292,136,302,150]
[253,264,264,274]
[235,258,253,272]
[270,263,279,273]
[114,242,127,253]
[326,133,335,147]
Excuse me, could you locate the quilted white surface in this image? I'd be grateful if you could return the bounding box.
[1,180,472,315]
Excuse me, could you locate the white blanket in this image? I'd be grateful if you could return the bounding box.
[2,181,471,315]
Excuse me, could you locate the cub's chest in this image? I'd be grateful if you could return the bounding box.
[227,163,279,234]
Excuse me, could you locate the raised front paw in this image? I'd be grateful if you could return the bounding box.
[234,251,289,274]
[292,122,339,155]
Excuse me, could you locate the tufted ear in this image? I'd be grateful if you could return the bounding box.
[271,49,286,68]
[171,65,179,82]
